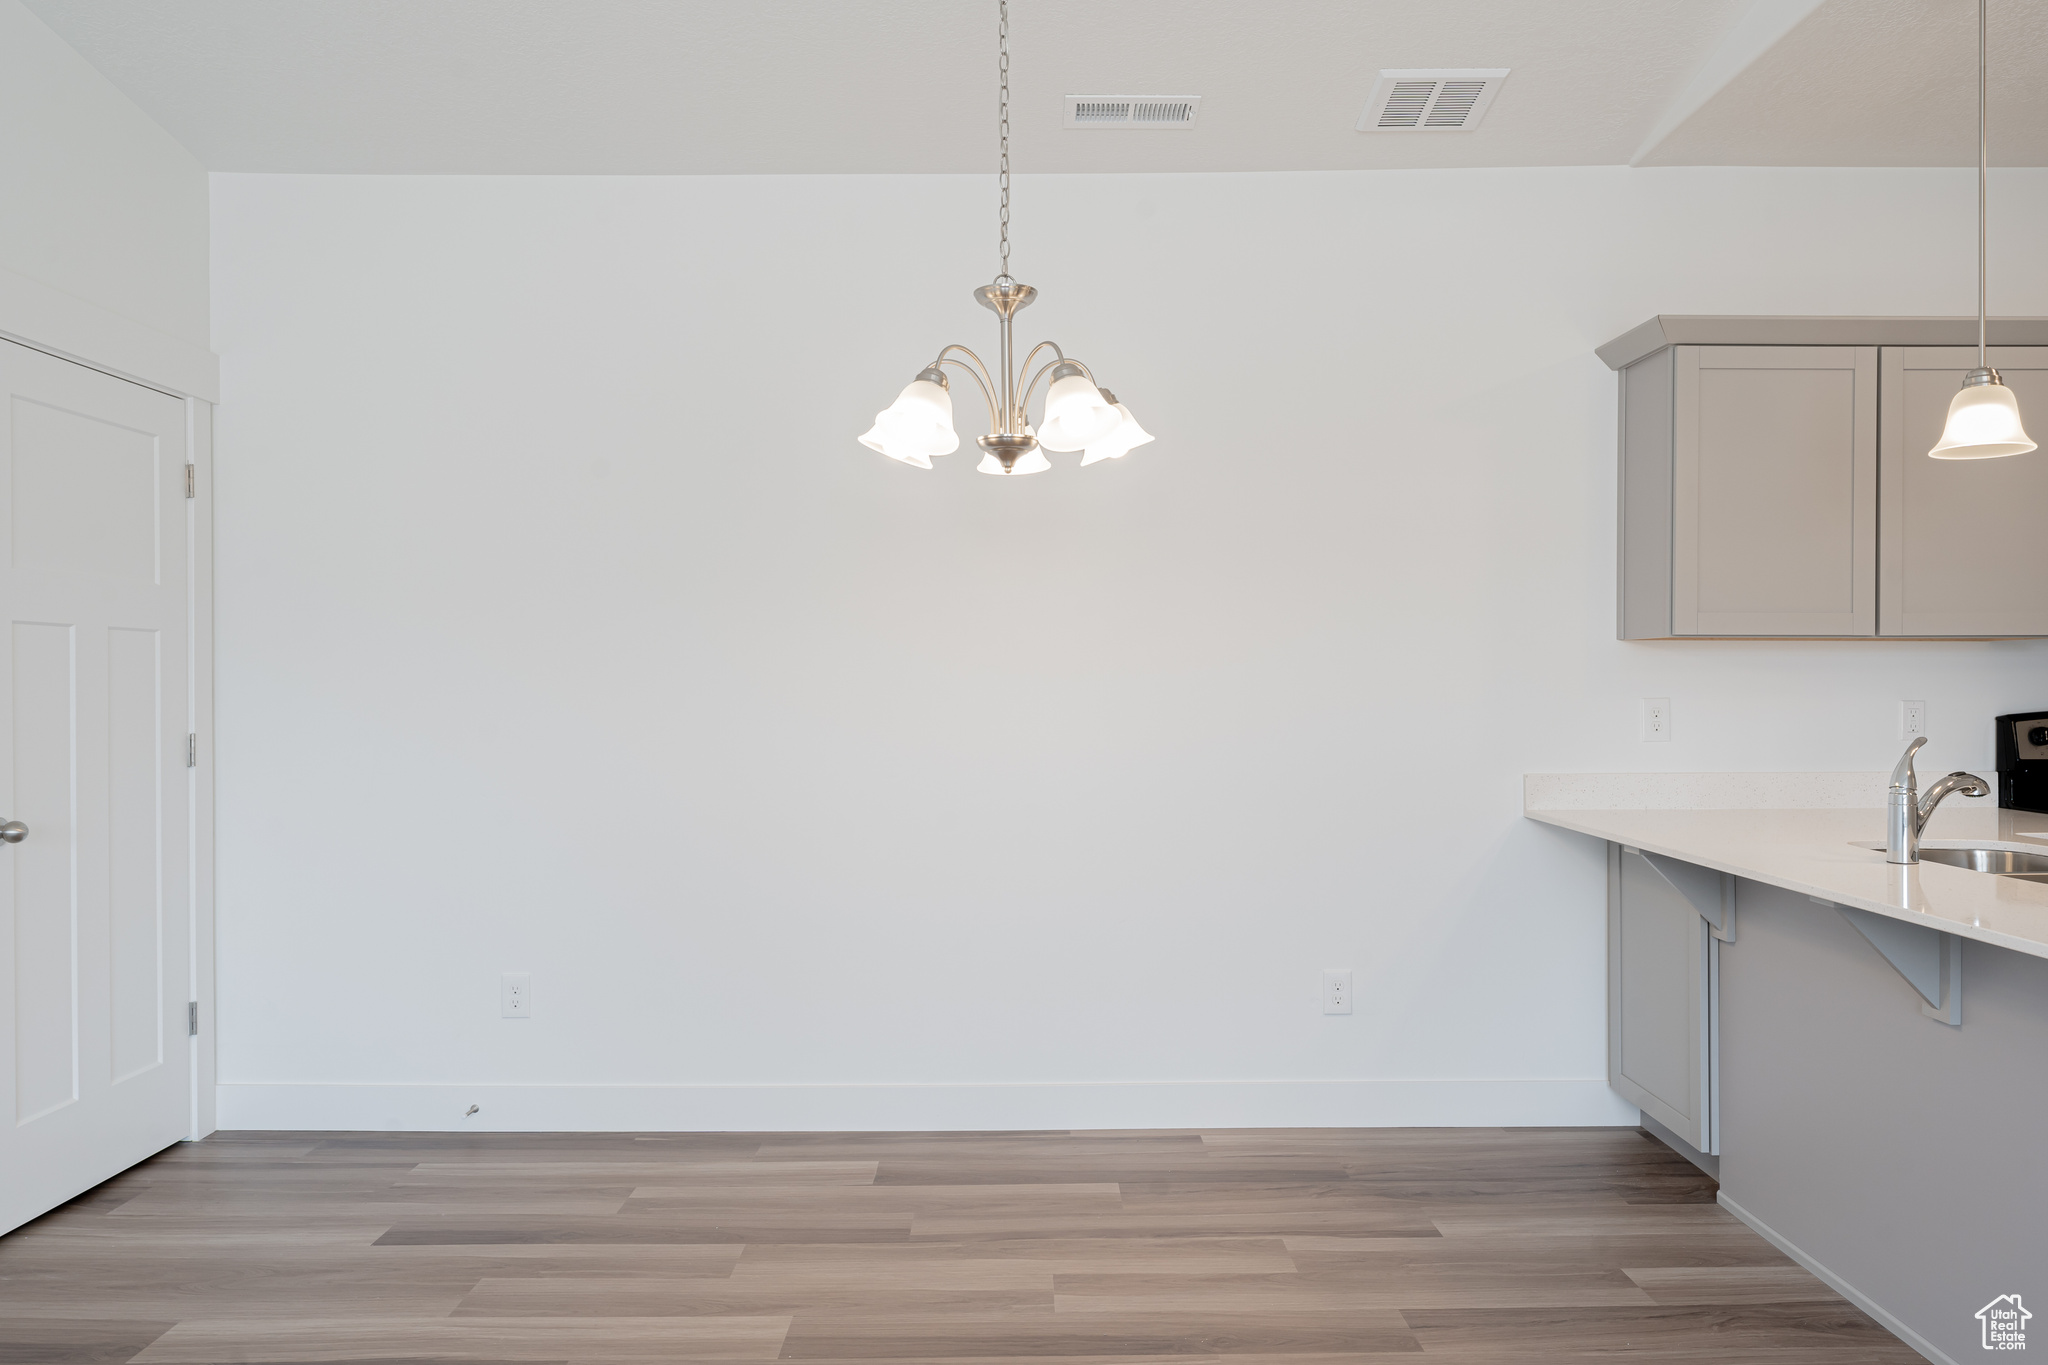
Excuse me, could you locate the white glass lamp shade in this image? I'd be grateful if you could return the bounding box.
[858,378,958,467]
[857,423,932,468]
[1079,403,1155,466]
[1038,373,1120,452]
[976,448,1051,476]
[1929,379,2036,459]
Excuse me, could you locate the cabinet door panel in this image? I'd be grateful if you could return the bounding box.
[1609,845,1712,1150]
[1879,346,2048,637]
[1672,346,1877,636]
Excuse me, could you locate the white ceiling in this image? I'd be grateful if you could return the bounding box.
[23,0,2048,174]
[1642,0,2048,167]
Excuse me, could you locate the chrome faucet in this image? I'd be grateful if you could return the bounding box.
[1887,737,1990,864]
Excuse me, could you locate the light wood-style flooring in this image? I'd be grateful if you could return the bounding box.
[0,1127,1920,1362]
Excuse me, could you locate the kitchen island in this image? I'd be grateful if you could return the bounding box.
[1527,773,2047,1365]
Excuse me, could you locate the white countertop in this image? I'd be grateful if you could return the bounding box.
[1524,776,2048,961]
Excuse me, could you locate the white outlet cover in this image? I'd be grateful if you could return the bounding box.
[1900,700,1927,740]
[501,971,530,1018]
[1322,969,1354,1015]
[1641,697,1671,742]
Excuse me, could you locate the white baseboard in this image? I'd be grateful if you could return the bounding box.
[1717,1192,1954,1365]
[217,1078,1638,1133]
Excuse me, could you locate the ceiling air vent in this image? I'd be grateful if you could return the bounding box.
[1356,69,1508,132]
[1064,95,1201,129]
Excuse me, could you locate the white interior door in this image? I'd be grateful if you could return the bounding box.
[0,338,190,1234]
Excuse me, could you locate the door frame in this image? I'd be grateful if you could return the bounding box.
[186,395,216,1140]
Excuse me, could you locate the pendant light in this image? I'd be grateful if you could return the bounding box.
[856,0,1150,476]
[1930,0,2034,460]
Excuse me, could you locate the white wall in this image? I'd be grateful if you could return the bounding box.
[0,0,210,391]
[209,166,2048,1131]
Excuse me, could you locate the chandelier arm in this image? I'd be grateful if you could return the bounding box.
[1016,341,1065,386]
[934,344,996,391]
[1018,361,1064,416]
[936,356,1001,429]
[1019,362,1059,416]
[1019,352,1099,416]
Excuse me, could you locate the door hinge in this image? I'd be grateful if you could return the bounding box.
[187,733,197,768]
[185,464,195,498]
[188,1001,198,1036]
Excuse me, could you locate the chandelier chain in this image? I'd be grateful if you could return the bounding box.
[997,0,1010,284]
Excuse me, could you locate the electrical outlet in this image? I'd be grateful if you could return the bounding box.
[501,972,530,1018]
[1900,700,1927,741]
[1641,698,1671,742]
[1322,969,1354,1015]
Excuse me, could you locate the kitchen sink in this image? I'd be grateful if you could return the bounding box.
[1915,847,2048,879]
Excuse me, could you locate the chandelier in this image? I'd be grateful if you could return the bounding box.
[857,1,1152,476]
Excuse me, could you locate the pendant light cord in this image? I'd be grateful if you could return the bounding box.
[1977,0,1987,369]
[997,0,1011,285]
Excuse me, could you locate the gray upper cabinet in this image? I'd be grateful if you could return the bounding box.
[1606,318,2048,640]
[1674,346,1877,637]
[1880,346,2048,637]
[1620,344,1875,637]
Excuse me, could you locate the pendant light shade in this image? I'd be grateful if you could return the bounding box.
[1038,368,1120,451]
[1079,395,1155,466]
[859,373,959,467]
[857,429,933,468]
[1930,374,2036,459]
[978,446,1052,476]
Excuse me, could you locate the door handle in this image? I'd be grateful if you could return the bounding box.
[0,821,27,843]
